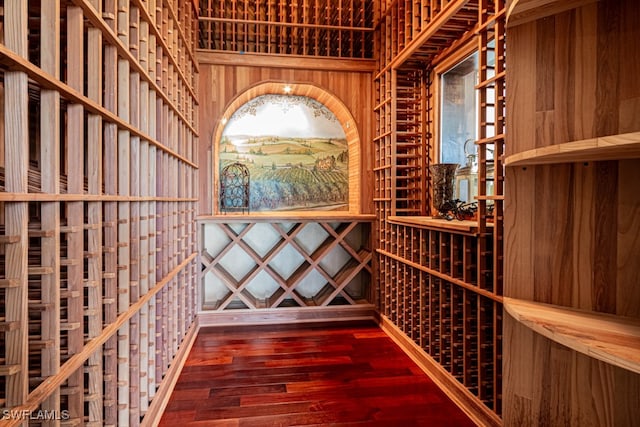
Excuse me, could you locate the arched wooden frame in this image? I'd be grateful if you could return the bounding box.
[212,81,362,215]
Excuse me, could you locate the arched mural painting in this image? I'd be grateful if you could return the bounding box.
[218,91,353,212]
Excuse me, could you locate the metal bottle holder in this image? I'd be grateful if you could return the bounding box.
[220,162,250,214]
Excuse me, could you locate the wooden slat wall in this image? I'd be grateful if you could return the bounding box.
[503,0,640,425]
[196,63,374,216]
[0,0,199,425]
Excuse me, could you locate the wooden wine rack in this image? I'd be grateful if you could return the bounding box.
[0,0,199,425]
[374,0,505,422]
[198,215,374,322]
[379,219,502,405]
[198,0,375,58]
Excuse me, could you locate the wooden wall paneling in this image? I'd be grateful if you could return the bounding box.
[503,167,534,301]
[617,159,640,318]
[195,64,373,215]
[65,5,86,421]
[38,0,62,419]
[3,0,29,410]
[87,0,104,423]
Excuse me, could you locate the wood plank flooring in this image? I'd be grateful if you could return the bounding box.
[159,321,477,426]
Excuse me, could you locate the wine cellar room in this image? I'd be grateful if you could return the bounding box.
[0,0,638,425]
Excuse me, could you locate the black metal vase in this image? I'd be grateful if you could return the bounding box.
[429,163,458,217]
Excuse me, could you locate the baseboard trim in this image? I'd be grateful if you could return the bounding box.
[198,304,377,327]
[141,318,200,426]
[376,314,503,427]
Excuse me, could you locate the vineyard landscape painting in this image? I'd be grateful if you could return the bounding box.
[220,94,349,211]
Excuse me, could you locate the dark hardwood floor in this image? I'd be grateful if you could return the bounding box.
[159,321,477,426]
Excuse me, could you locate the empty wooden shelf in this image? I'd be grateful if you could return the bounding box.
[504,131,640,166]
[504,298,640,374]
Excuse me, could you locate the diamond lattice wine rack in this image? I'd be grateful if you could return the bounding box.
[199,216,374,312]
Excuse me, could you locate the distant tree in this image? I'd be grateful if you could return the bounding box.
[337,150,348,163]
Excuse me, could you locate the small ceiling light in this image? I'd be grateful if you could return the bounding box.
[283,85,292,94]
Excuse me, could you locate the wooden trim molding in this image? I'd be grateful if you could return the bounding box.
[198,305,376,327]
[196,50,377,73]
[197,213,376,222]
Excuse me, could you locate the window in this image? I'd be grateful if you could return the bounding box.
[439,44,495,203]
[440,51,478,168]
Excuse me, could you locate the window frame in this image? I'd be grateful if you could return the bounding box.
[432,40,479,168]
[431,40,481,204]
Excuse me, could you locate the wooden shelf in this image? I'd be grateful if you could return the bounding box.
[504,132,640,166]
[198,213,376,223]
[388,216,488,234]
[504,298,640,374]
